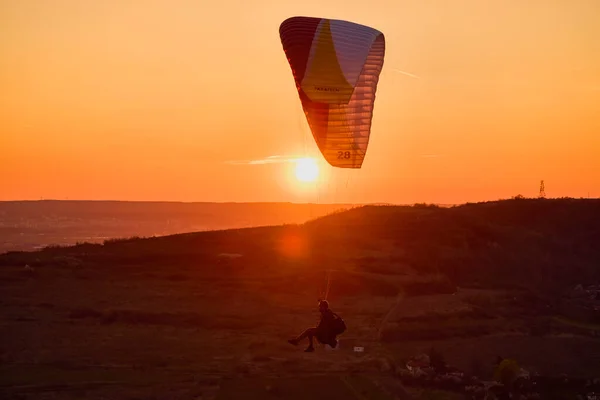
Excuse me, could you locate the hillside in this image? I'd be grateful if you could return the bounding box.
[6,197,598,293]
[1,198,600,399]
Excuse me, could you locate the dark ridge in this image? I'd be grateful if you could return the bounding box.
[2,198,599,299]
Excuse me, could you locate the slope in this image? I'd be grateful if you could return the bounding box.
[1,198,600,399]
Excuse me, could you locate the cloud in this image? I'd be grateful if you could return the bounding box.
[225,155,307,165]
[390,68,420,79]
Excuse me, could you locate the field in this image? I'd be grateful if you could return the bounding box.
[1,198,600,399]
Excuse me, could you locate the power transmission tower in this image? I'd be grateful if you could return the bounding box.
[539,180,546,198]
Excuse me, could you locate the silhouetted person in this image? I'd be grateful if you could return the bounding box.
[288,300,345,352]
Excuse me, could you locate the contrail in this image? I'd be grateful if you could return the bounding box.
[390,68,420,79]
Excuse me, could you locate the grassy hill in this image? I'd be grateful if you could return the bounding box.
[1,198,599,399]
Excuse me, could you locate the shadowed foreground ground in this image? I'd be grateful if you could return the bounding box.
[2,199,600,399]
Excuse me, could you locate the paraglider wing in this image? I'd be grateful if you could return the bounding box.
[279,16,385,169]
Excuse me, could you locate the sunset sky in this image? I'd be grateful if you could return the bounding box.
[2,0,599,204]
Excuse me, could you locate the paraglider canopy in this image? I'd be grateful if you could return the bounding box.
[279,16,386,169]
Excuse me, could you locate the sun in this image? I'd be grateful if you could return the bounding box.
[294,157,319,183]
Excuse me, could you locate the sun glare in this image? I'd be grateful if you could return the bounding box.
[294,157,319,183]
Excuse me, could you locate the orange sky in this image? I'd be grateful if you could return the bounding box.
[2,0,599,204]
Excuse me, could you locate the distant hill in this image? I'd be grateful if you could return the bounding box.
[3,197,599,297]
